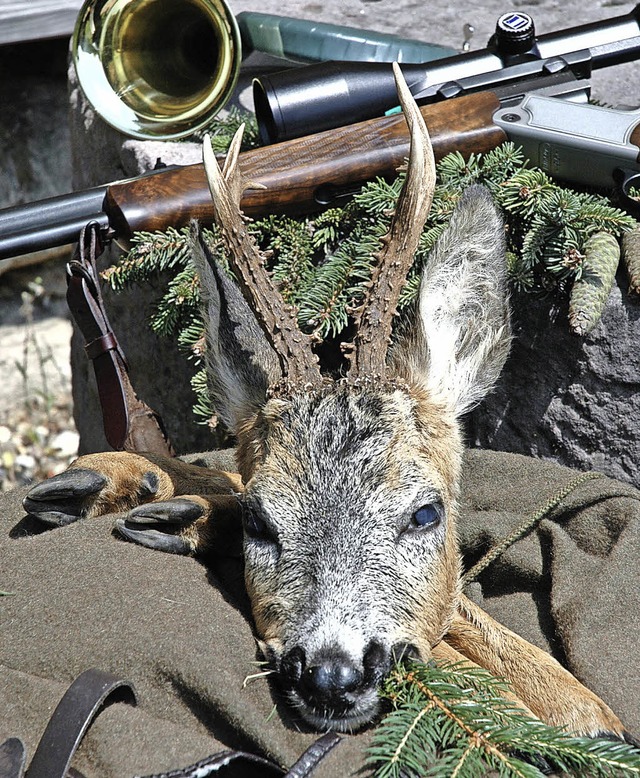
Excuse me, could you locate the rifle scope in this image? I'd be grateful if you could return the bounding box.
[254,5,640,144]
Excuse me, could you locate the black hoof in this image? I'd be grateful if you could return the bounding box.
[138,471,160,498]
[115,519,192,555]
[25,468,107,500]
[22,469,107,526]
[126,499,203,525]
[595,730,640,749]
[20,506,81,527]
[623,731,640,750]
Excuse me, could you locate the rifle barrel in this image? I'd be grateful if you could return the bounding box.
[0,188,107,240]
[0,212,110,259]
[0,169,177,261]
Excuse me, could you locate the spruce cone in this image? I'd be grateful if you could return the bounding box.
[622,224,640,295]
[568,232,619,336]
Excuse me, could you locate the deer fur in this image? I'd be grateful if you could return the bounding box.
[23,66,633,743]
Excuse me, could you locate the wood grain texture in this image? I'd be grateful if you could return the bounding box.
[106,91,506,237]
[0,0,82,44]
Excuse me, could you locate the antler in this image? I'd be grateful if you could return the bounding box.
[202,128,324,390]
[347,62,436,382]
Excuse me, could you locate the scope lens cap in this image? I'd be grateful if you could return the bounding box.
[494,12,535,55]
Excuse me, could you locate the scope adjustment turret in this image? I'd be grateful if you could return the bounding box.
[493,12,536,55]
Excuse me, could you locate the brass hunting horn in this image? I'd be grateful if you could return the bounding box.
[72,0,242,140]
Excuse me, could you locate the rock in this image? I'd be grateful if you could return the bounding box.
[0,39,71,210]
[467,271,640,488]
[50,430,80,458]
[121,140,201,173]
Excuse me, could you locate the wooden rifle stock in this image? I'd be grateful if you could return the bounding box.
[105,91,507,238]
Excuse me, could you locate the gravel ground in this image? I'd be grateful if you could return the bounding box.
[0,256,78,491]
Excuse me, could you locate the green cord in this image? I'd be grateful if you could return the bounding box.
[462,471,604,586]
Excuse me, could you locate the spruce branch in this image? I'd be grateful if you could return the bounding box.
[101,226,194,291]
[312,202,362,252]
[190,367,217,426]
[106,116,639,421]
[251,214,317,307]
[186,106,261,149]
[367,661,640,778]
[149,266,201,338]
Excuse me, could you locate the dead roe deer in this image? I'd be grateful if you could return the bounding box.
[23,66,635,741]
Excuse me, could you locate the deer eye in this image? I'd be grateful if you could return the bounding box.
[242,502,280,546]
[411,503,444,530]
[242,505,272,540]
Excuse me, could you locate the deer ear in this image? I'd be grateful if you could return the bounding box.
[391,185,511,417]
[190,224,281,432]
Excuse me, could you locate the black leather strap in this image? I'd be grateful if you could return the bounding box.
[3,669,342,778]
[139,732,342,778]
[138,732,342,778]
[25,669,137,778]
[284,733,342,777]
[138,750,285,777]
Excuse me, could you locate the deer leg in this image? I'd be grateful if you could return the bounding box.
[116,493,242,557]
[22,452,242,529]
[443,593,631,740]
[432,639,538,719]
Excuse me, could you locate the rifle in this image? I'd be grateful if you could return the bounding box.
[1,64,640,261]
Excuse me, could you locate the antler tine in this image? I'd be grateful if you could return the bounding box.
[347,62,436,383]
[202,130,324,391]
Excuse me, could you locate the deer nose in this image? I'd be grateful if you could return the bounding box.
[302,658,363,699]
[281,647,364,697]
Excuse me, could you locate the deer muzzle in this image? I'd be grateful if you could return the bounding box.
[277,640,419,731]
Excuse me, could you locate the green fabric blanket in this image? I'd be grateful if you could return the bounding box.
[1,449,639,776]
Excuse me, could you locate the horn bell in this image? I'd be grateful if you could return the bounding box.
[72,0,242,140]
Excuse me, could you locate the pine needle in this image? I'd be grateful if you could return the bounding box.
[242,669,275,688]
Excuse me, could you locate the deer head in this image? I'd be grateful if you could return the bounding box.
[191,64,511,732]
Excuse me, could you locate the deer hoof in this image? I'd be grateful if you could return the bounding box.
[114,499,205,555]
[124,499,204,525]
[624,732,640,749]
[22,469,107,526]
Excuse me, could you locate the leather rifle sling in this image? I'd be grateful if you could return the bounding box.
[66,223,175,456]
[0,668,341,778]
